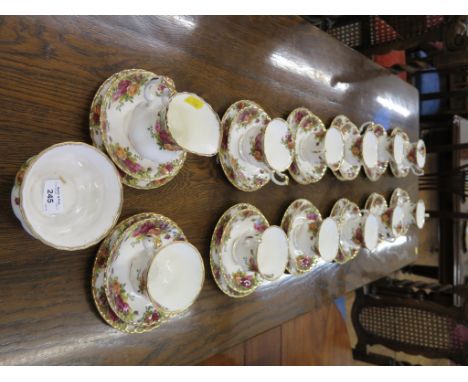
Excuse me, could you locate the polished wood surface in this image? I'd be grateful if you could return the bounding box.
[0,16,419,365]
[200,302,354,365]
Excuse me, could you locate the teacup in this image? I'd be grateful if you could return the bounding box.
[379,205,406,241]
[317,217,340,262]
[403,139,426,173]
[16,142,122,250]
[239,118,292,185]
[402,199,426,229]
[232,225,288,281]
[340,210,379,252]
[297,124,344,172]
[158,92,222,156]
[129,241,204,314]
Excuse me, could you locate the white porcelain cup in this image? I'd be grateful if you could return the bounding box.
[129,241,204,314]
[341,210,379,252]
[402,199,426,229]
[379,205,406,241]
[158,92,222,156]
[232,225,288,281]
[239,118,291,186]
[317,217,340,262]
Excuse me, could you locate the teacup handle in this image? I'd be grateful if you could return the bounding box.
[270,171,289,186]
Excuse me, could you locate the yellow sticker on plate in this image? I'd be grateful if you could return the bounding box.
[184,95,204,109]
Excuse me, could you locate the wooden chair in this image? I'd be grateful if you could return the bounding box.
[351,278,468,365]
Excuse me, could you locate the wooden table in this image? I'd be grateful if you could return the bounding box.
[0,16,419,365]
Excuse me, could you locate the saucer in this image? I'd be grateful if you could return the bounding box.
[330,198,359,263]
[281,199,321,275]
[105,214,186,326]
[388,128,411,178]
[330,198,379,263]
[389,188,424,231]
[219,205,269,293]
[92,213,163,333]
[360,122,389,181]
[330,115,361,181]
[287,108,327,184]
[19,142,122,250]
[219,100,270,192]
[90,69,183,190]
[210,204,258,298]
[100,69,185,181]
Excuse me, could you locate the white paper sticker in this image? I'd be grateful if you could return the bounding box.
[43,179,64,215]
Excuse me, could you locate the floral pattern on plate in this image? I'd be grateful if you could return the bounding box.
[330,198,361,264]
[89,69,184,189]
[388,128,411,178]
[210,204,255,298]
[219,206,268,293]
[105,215,186,326]
[281,199,321,275]
[92,212,162,333]
[219,100,270,192]
[330,115,362,181]
[100,69,186,182]
[360,122,389,182]
[287,108,327,185]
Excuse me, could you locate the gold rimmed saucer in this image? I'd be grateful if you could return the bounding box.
[330,115,362,181]
[91,69,186,188]
[287,108,328,184]
[281,199,321,275]
[219,205,269,293]
[210,203,259,298]
[92,213,163,333]
[219,100,271,192]
[104,214,187,327]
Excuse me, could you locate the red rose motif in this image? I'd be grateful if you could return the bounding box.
[113,80,131,101]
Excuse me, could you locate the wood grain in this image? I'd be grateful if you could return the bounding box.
[0,16,419,365]
[200,301,353,365]
[245,327,282,365]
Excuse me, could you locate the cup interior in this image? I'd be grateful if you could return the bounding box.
[257,226,288,280]
[324,127,344,166]
[264,119,292,172]
[147,241,204,313]
[416,199,426,229]
[166,93,220,156]
[318,217,339,262]
[362,130,378,168]
[20,143,122,249]
[363,214,379,251]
